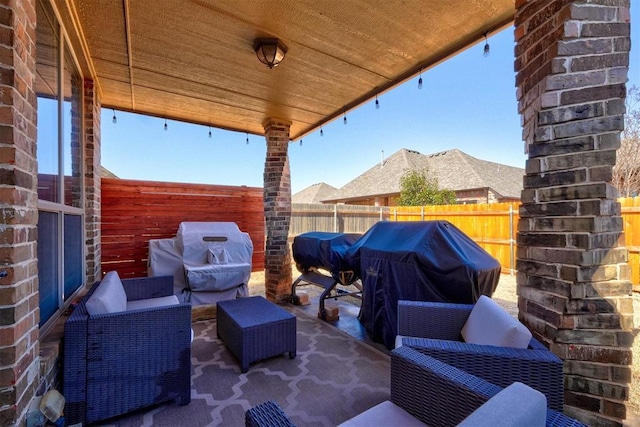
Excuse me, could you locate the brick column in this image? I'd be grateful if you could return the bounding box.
[84,79,101,284]
[515,1,633,426]
[263,119,292,303]
[0,1,40,425]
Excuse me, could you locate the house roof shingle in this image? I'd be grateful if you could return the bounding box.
[101,166,119,179]
[292,182,338,204]
[321,148,524,203]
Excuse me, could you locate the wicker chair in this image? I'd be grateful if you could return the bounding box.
[389,346,585,426]
[63,275,192,425]
[396,299,564,411]
[245,346,585,427]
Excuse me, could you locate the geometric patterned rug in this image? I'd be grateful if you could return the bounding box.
[100,306,391,427]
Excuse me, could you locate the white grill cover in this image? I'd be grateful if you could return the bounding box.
[178,222,253,293]
[177,222,253,266]
[148,222,253,305]
[148,238,185,286]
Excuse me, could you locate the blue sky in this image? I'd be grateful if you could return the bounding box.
[102,12,640,195]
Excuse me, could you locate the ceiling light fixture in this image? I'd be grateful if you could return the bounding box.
[164,118,168,131]
[208,126,212,138]
[254,38,288,68]
[112,109,117,124]
[343,112,347,125]
[246,133,249,145]
[418,68,423,90]
[375,94,380,110]
[320,127,324,137]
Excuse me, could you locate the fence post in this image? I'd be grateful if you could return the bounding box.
[379,207,383,222]
[421,206,424,221]
[394,208,397,221]
[509,204,515,276]
[334,204,338,232]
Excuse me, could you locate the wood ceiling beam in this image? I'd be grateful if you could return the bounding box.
[123,0,135,110]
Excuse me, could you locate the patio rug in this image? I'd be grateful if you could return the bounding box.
[99,305,390,427]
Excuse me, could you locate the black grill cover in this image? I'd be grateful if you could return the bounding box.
[344,221,501,349]
[292,232,362,280]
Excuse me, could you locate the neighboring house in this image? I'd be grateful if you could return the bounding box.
[292,182,337,204]
[320,148,524,206]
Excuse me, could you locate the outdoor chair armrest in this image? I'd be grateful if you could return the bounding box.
[397,300,472,340]
[391,346,500,425]
[391,346,586,427]
[245,400,296,427]
[401,337,564,411]
[122,275,174,301]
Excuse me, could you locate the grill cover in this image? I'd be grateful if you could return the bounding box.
[344,221,501,349]
[292,232,361,279]
[177,222,253,292]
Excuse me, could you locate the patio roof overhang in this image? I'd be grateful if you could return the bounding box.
[58,0,515,141]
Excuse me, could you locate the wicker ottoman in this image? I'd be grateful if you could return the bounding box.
[217,296,296,372]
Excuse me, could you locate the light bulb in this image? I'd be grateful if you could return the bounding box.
[208,126,212,138]
[343,114,347,125]
[163,119,168,131]
[320,128,324,137]
[375,97,380,109]
[418,77,423,90]
[483,33,490,57]
[112,109,117,124]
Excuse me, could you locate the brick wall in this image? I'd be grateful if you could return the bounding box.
[515,1,633,425]
[84,78,101,285]
[263,119,292,302]
[0,1,40,425]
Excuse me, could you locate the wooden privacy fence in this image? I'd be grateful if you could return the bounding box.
[619,197,640,290]
[100,181,639,289]
[101,178,264,279]
[390,203,519,277]
[290,203,389,234]
[291,203,517,273]
[291,199,640,290]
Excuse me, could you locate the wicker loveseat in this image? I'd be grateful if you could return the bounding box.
[63,274,192,425]
[395,298,564,411]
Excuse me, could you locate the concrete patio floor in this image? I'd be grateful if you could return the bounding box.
[247,270,640,420]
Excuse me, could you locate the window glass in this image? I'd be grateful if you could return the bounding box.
[63,46,82,208]
[36,0,59,203]
[36,0,85,326]
[38,211,59,326]
[64,214,83,299]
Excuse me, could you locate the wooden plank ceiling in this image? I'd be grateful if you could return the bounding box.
[62,0,515,140]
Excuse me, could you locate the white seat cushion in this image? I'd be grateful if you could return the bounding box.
[338,401,425,426]
[85,271,128,315]
[458,382,547,427]
[126,295,180,311]
[461,295,532,349]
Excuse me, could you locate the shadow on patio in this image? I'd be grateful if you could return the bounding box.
[93,281,390,427]
[80,270,635,427]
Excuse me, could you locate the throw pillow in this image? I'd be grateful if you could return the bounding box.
[85,271,128,315]
[460,295,532,349]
